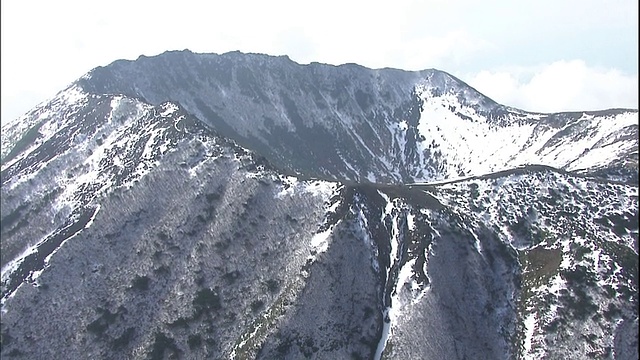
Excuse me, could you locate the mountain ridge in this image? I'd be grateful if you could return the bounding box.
[0,51,637,359]
[98,49,640,114]
[33,50,636,185]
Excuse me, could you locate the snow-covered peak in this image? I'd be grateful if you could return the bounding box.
[69,50,637,185]
[418,70,501,113]
[405,85,638,182]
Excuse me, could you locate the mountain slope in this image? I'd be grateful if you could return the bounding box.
[0,52,638,360]
[66,49,639,184]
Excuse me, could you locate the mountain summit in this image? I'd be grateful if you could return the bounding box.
[1,50,638,359]
[70,50,638,184]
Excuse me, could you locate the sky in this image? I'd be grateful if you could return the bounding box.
[1,0,638,124]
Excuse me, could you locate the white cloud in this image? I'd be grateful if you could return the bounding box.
[0,0,637,123]
[466,60,639,113]
[371,30,494,71]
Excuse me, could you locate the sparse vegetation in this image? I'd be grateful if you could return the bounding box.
[112,327,135,349]
[148,332,180,360]
[193,288,222,317]
[250,300,264,312]
[515,246,563,356]
[86,306,127,336]
[222,271,241,285]
[187,334,202,349]
[131,275,150,291]
[264,279,280,293]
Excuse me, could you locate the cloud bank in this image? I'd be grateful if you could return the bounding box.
[466,60,638,113]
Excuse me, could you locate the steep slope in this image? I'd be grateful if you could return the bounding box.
[1,85,218,270]
[0,84,516,359]
[68,49,639,183]
[1,53,638,360]
[0,85,383,358]
[411,80,638,182]
[402,169,638,359]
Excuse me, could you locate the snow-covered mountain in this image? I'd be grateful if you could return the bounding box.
[62,50,638,184]
[0,51,637,359]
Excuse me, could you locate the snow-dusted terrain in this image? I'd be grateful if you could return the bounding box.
[411,78,637,181]
[74,50,638,184]
[0,51,637,359]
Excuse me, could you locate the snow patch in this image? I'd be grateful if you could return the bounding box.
[160,103,179,117]
[523,312,537,356]
[310,227,332,257]
[406,212,415,231]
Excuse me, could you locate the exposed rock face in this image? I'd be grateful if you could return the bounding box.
[0,51,637,359]
[73,50,638,184]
